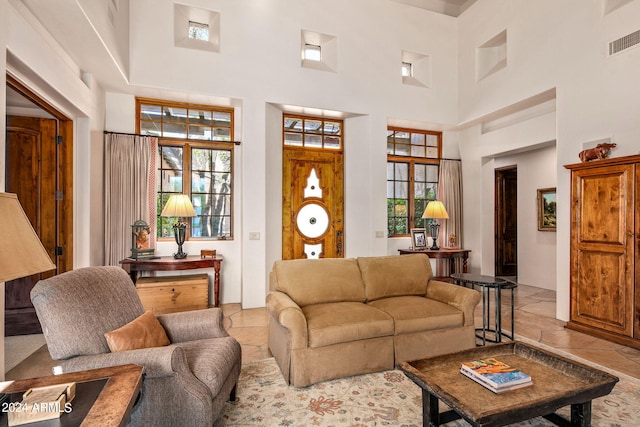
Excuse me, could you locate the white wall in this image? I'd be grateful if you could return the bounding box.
[109,0,461,307]
[494,145,557,290]
[457,0,640,321]
[5,0,640,322]
[1,0,108,376]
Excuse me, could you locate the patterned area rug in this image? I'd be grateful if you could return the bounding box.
[217,357,640,426]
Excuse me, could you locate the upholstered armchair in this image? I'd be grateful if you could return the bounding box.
[30,266,241,426]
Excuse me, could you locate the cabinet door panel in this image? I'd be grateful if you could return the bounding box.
[575,250,627,329]
[570,164,634,336]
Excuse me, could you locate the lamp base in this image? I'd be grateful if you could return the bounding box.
[173,246,188,259]
[173,222,188,259]
[429,222,441,251]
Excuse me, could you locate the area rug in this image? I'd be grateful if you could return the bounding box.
[216,357,640,426]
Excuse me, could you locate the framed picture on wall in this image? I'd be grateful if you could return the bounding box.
[537,188,556,231]
[411,228,428,248]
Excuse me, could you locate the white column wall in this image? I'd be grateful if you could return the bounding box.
[117,0,460,307]
[457,0,640,321]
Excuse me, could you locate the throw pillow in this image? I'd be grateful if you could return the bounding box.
[104,311,170,352]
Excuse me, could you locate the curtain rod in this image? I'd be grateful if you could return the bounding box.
[104,130,242,145]
[440,158,461,162]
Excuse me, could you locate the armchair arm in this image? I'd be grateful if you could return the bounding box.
[426,280,480,326]
[58,344,188,379]
[157,308,228,343]
[266,291,308,349]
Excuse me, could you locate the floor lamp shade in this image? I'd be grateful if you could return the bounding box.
[0,193,56,283]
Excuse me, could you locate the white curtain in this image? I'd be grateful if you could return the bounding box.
[104,134,157,265]
[438,160,463,248]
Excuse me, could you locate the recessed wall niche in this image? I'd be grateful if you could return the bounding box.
[174,3,220,53]
[301,30,337,73]
[401,50,431,88]
[603,0,634,15]
[476,30,507,81]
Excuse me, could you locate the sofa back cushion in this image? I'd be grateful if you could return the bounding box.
[272,258,366,306]
[358,254,433,301]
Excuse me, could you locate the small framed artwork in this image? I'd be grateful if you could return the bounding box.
[411,228,428,249]
[537,188,557,231]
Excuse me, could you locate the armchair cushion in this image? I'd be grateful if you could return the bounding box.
[104,311,170,352]
[178,337,242,397]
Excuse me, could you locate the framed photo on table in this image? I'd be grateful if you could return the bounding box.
[411,228,427,249]
[537,188,556,231]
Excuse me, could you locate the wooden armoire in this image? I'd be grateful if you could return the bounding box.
[564,154,640,350]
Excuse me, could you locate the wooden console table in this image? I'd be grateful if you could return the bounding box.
[120,255,223,307]
[398,248,470,280]
[1,364,143,427]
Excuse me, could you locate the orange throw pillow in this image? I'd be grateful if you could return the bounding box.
[104,311,170,352]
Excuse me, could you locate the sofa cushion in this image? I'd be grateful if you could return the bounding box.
[358,254,432,302]
[302,302,394,348]
[272,258,366,307]
[368,296,463,334]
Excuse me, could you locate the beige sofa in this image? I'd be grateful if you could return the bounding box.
[267,254,481,387]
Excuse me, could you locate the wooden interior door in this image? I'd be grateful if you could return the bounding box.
[495,167,518,276]
[282,148,344,259]
[570,164,634,337]
[5,116,58,335]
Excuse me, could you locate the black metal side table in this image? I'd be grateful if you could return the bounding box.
[450,273,517,346]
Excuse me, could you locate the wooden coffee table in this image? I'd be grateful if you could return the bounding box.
[399,342,618,427]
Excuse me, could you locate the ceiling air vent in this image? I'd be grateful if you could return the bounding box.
[609,30,640,55]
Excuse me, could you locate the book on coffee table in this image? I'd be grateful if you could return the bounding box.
[460,357,532,393]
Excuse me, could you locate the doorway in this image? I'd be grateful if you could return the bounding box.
[5,76,74,335]
[282,147,344,259]
[495,167,517,277]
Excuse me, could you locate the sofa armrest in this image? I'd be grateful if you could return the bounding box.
[58,344,189,379]
[266,291,308,349]
[426,280,480,326]
[157,308,228,342]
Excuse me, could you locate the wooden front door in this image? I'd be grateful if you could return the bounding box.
[495,167,517,276]
[5,116,58,335]
[282,148,344,259]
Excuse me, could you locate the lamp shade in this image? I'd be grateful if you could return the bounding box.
[160,195,196,217]
[0,193,56,283]
[422,201,449,219]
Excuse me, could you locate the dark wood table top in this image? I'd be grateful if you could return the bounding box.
[400,342,618,426]
[2,364,143,427]
[399,248,470,257]
[120,255,222,271]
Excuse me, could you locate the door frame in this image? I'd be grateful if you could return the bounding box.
[6,74,73,275]
[494,166,518,277]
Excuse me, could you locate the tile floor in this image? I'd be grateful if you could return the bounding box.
[6,283,640,381]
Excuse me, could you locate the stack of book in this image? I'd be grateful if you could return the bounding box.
[460,357,533,394]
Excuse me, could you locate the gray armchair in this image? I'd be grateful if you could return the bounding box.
[30,266,241,426]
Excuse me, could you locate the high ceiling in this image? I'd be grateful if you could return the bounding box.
[391,0,477,17]
[7,0,477,113]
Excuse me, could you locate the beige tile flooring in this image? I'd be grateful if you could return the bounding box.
[6,283,640,381]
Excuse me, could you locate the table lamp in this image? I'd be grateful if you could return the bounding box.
[422,201,449,250]
[160,194,196,259]
[0,193,56,283]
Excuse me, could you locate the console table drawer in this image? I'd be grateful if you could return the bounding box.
[136,274,209,314]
